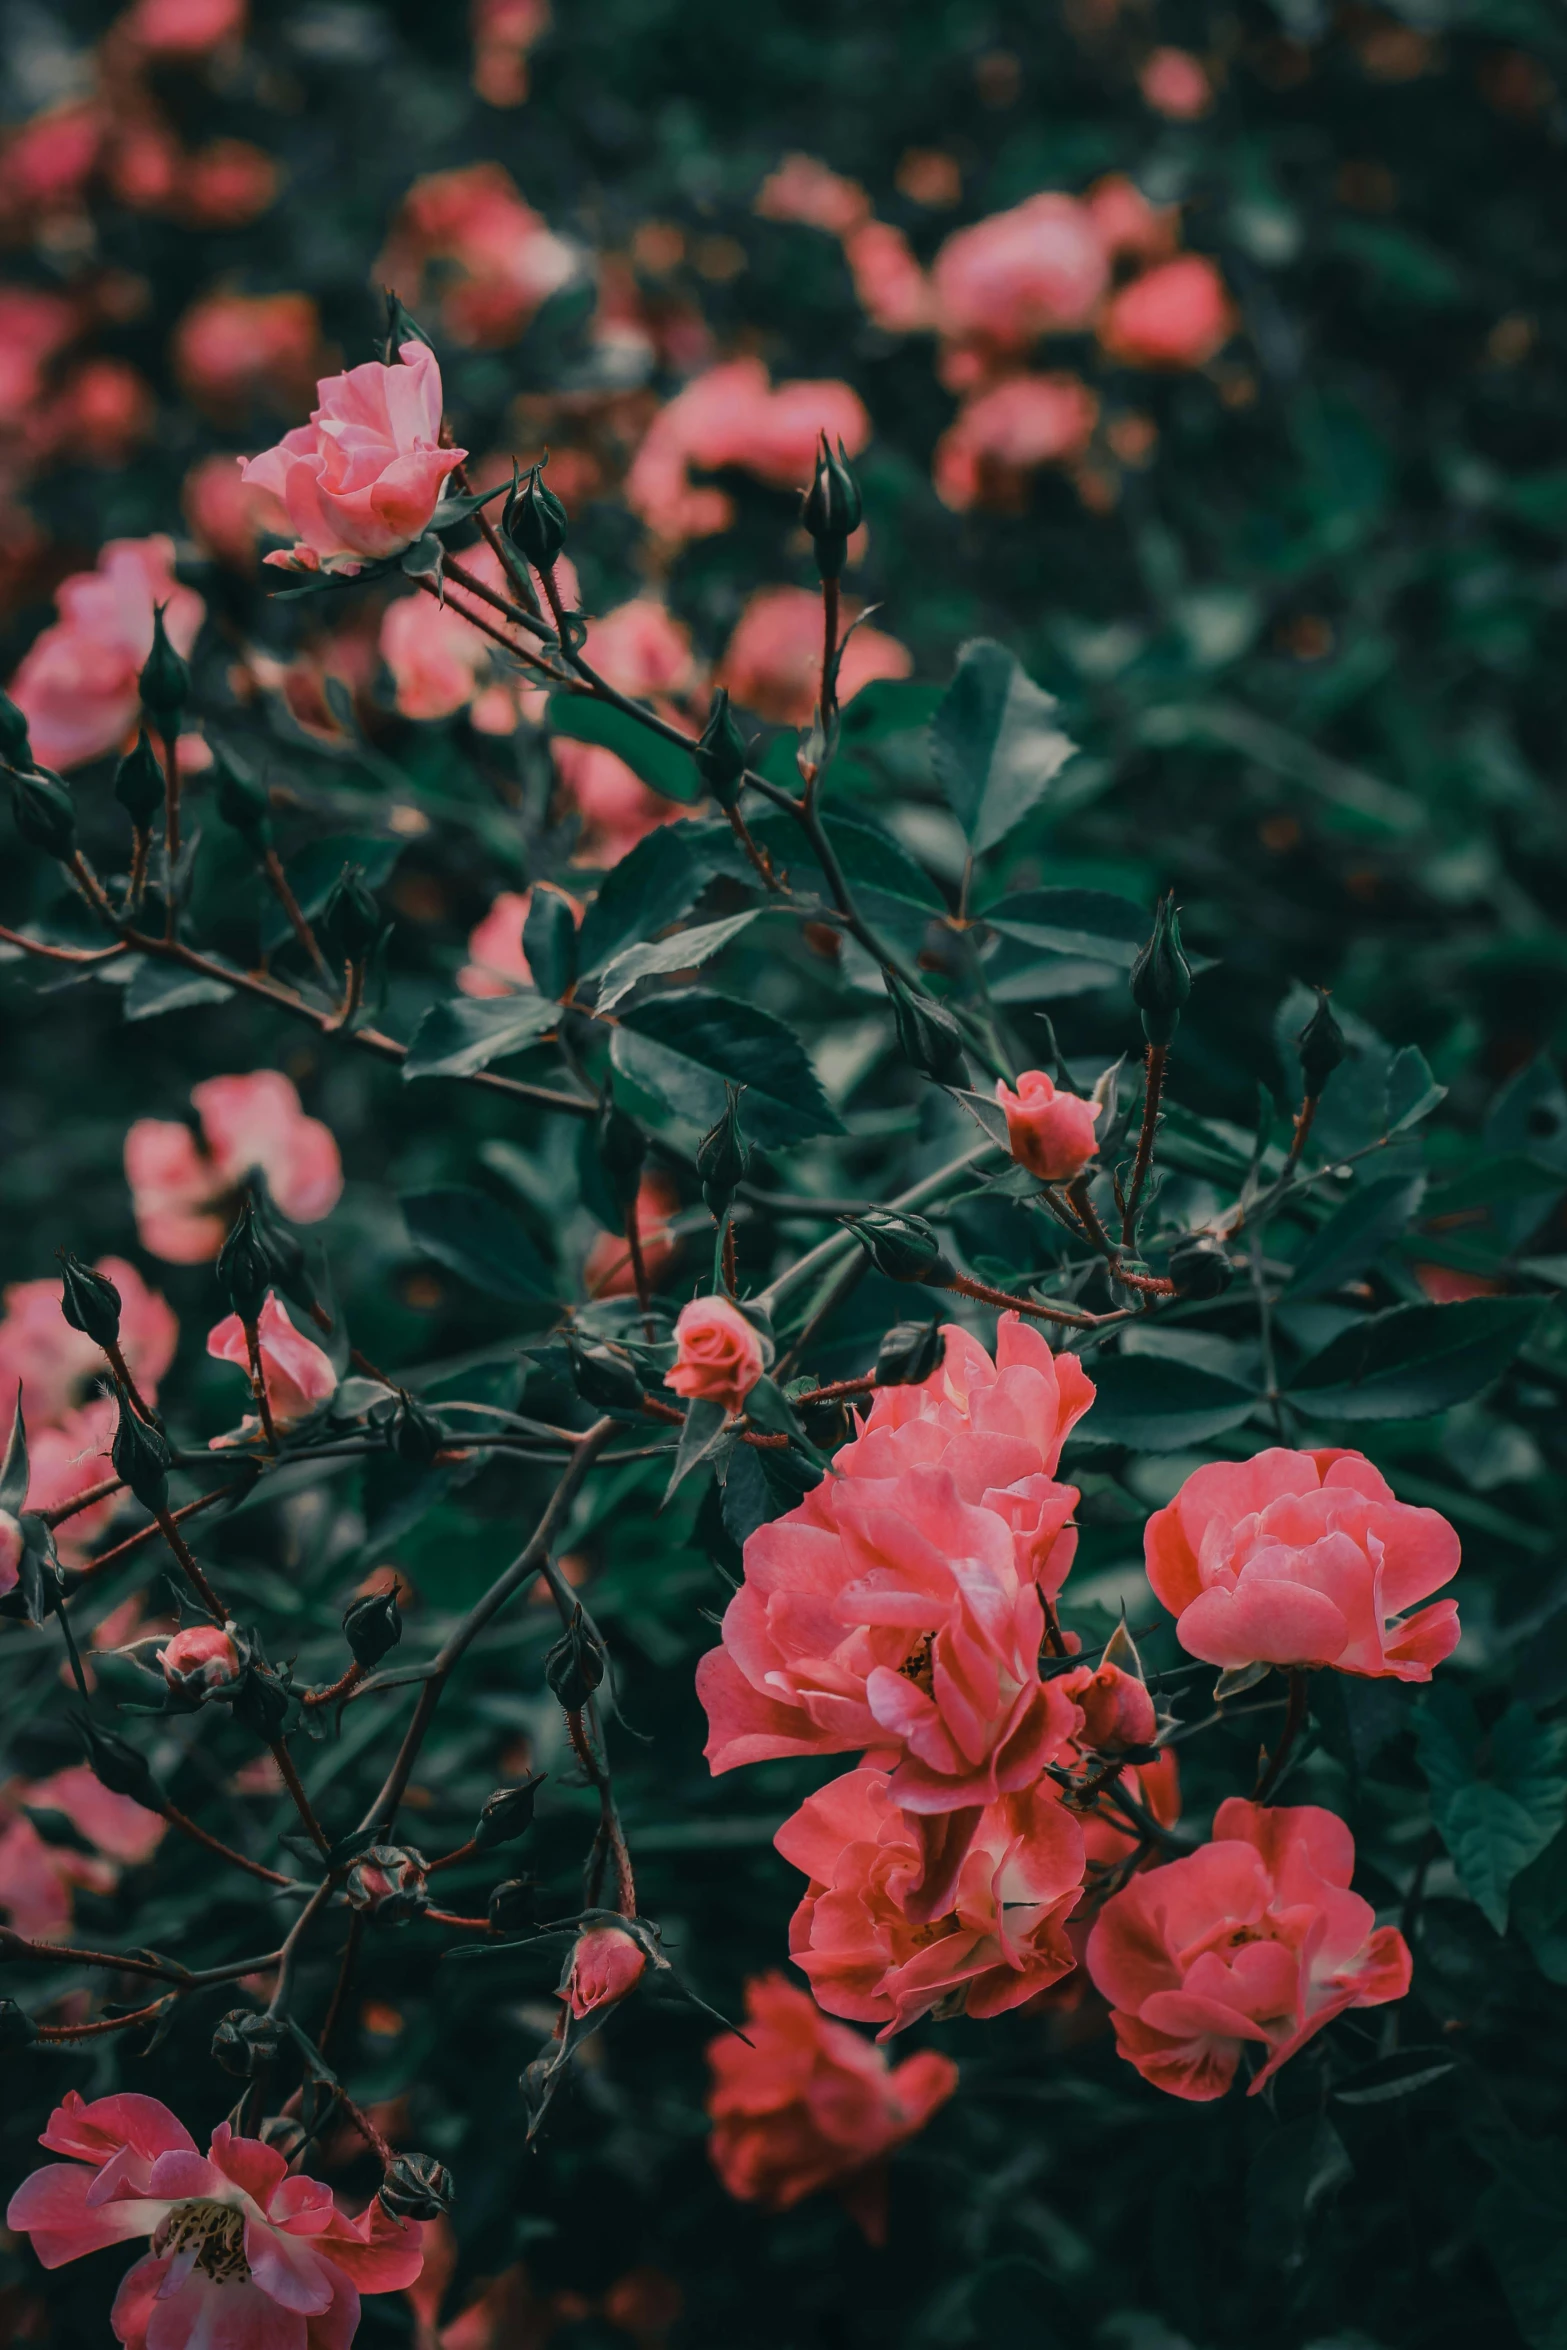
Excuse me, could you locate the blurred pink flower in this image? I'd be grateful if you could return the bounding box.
[755,154,870,236]
[459,884,580,996]
[172,290,321,419]
[472,0,551,107]
[1085,173,1179,263]
[242,342,465,574]
[933,373,1100,511]
[179,138,278,229]
[0,289,78,427]
[843,220,934,332]
[1140,47,1215,120]
[381,593,489,721]
[182,453,290,570]
[551,595,696,861]
[7,536,203,772]
[0,105,104,230]
[116,0,246,54]
[625,358,870,543]
[718,585,911,725]
[376,164,578,348]
[0,1765,165,1941]
[930,193,1110,357]
[21,1400,120,1562]
[584,1174,677,1299]
[208,1291,337,1437]
[1099,255,1236,369]
[124,1070,342,1264]
[0,1255,176,1428]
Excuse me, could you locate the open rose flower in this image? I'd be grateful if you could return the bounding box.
[1086,1799,1412,2099]
[707,1974,957,2243]
[240,342,465,574]
[125,1070,342,1264]
[930,193,1109,366]
[779,1768,1084,2035]
[6,2092,424,2347]
[1144,1447,1460,1681]
[1061,1656,1158,1754]
[562,1923,647,2018]
[995,1069,1102,1183]
[208,1291,336,1439]
[7,536,204,772]
[665,1296,767,1415]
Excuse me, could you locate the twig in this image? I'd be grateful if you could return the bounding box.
[263,849,334,988]
[1122,1044,1168,1245]
[1254,1668,1309,1803]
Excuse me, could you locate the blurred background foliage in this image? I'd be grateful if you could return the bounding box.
[2,0,1567,2344]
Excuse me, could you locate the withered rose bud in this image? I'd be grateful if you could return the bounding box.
[211,2009,285,2077]
[378,2152,454,2222]
[345,1845,428,1926]
[344,1588,402,1668]
[545,1606,605,1712]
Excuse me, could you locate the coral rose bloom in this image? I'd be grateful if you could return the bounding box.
[7,2092,424,2347]
[8,536,204,772]
[1145,1447,1460,1680]
[933,374,1099,512]
[125,1070,342,1264]
[1087,1799,1412,2099]
[707,1974,956,2243]
[241,341,465,573]
[719,585,912,727]
[995,1068,1101,1182]
[930,193,1109,352]
[173,291,321,418]
[779,1767,1084,2034]
[1099,255,1235,370]
[665,1296,766,1415]
[208,1291,336,1437]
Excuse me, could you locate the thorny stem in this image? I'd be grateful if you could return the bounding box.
[62,1482,247,1584]
[104,1340,164,1433]
[302,1663,363,1709]
[821,575,840,732]
[268,1740,331,1858]
[36,1996,173,2042]
[414,573,568,683]
[161,1801,303,1890]
[1253,1668,1309,1803]
[155,1507,226,1618]
[1286,1091,1322,1172]
[267,1880,335,2018]
[759,1140,997,1311]
[162,729,181,868]
[263,848,334,988]
[244,1317,280,1452]
[1249,1223,1288,1441]
[125,827,149,915]
[1122,1044,1168,1246]
[942,1271,1129,1332]
[444,552,554,644]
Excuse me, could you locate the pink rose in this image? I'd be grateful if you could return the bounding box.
[0,1255,176,1429]
[563,1924,647,2018]
[843,221,934,333]
[1061,1658,1158,1754]
[19,1401,120,1563]
[124,1069,342,1264]
[666,1296,767,1415]
[6,2093,424,2346]
[779,1767,1084,2034]
[0,1766,164,1941]
[706,1974,957,2242]
[51,359,154,468]
[380,591,489,721]
[374,165,578,349]
[934,373,1099,511]
[1087,1799,1412,2099]
[0,106,104,228]
[0,286,79,420]
[994,1068,1102,1182]
[584,1174,679,1299]
[1145,1446,1461,1680]
[240,341,466,573]
[471,0,551,108]
[718,585,911,726]
[754,154,871,235]
[172,290,321,419]
[1085,174,1178,263]
[179,138,277,230]
[157,1624,241,1691]
[117,0,246,55]
[208,1291,336,1438]
[1139,47,1215,119]
[1099,254,1235,369]
[8,536,204,772]
[930,193,1110,356]
[625,358,870,544]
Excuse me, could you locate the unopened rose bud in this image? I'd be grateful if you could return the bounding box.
[840,1209,945,1284]
[158,1623,241,1694]
[1166,1232,1233,1300]
[379,2152,454,2222]
[56,1251,122,1350]
[345,1844,428,1925]
[79,1716,163,1811]
[111,1391,172,1508]
[696,1084,750,1221]
[545,1606,605,1712]
[324,862,382,965]
[801,434,863,580]
[11,770,76,861]
[1065,1659,1158,1754]
[883,972,969,1088]
[874,1320,945,1387]
[504,459,568,573]
[1129,893,1192,1048]
[474,1776,545,1850]
[0,690,32,772]
[1297,988,1347,1100]
[210,2009,285,2077]
[138,603,190,732]
[344,1588,403,1668]
[216,1196,273,1322]
[113,731,165,831]
[561,1922,646,2019]
[695,689,749,810]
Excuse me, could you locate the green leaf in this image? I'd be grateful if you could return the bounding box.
[402,1187,553,1303]
[1415,1686,1567,1932]
[1513,1830,1567,1983]
[548,694,699,803]
[123,960,235,1019]
[261,834,404,955]
[1284,1174,1426,1300]
[1332,2052,1455,2106]
[1068,1354,1258,1450]
[402,993,559,1081]
[1386,1044,1446,1135]
[612,988,842,1146]
[1246,2117,1352,2270]
[836,677,944,745]
[929,639,1077,856]
[663,1397,732,1501]
[576,822,724,974]
[595,910,762,1013]
[1478,2152,1567,2349]
[979,887,1156,967]
[1287,1297,1549,1421]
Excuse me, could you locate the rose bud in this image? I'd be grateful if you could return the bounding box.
[210,2009,285,2077]
[0,1509,24,1593]
[378,2152,454,2223]
[994,1069,1101,1183]
[545,1606,605,1712]
[874,1320,944,1388]
[345,1844,429,1926]
[561,1922,646,2020]
[344,1587,403,1667]
[664,1295,768,1417]
[474,1777,545,1851]
[1065,1660,1158,1754]
[158,1623,241,1694]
